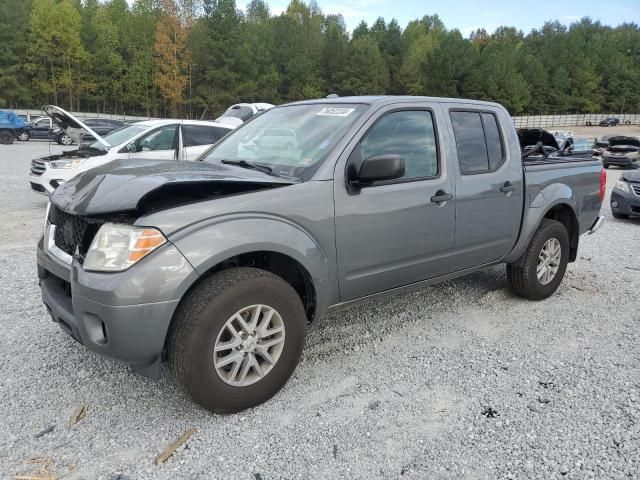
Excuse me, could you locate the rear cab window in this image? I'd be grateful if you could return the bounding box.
[450,110,505,174]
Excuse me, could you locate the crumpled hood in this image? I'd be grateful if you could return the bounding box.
[607,136,640,148]
[50,159,296,216]
[620,170,640,183]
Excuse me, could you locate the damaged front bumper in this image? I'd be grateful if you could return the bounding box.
[36,236,197,378]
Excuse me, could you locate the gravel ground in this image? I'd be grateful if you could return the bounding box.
[0,139,639,480]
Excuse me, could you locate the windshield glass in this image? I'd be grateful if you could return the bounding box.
[202,103,367,180]
[90,124,147,149]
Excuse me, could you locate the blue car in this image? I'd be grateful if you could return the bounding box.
[0,110,27,144]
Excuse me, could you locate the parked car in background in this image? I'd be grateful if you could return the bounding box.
[29,106,235,195]
[37,96,605,414]
[599,117,620,127]
[17,113,38,124]
[0,110,28,144]
[611,170,640,219]
[601,136,640,169]
[77,118,126,144]
[571,137,597,151]
[216,102,274,127]
[22,114,126,145]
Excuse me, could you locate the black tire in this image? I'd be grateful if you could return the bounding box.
[0,130,14,144]
[612,211,629,219]
[168,267,307,414]
[17,131,30,141]
[507,219,570,301]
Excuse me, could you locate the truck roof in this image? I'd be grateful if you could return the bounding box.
[288,95,505,109]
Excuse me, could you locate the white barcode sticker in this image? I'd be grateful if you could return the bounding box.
[316,107,355,117]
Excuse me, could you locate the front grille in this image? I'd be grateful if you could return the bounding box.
[48,205,99,258]
[30,159,46,176]
[631,183,640,197]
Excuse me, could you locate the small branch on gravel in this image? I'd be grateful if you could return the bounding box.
[624,266,640,272]
[14,457,75,480]
[33,425,55,439]
[68,405,87,427]
[155,428,196,465]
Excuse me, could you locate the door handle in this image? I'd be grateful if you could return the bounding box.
[500,182,517,193]
[430,190,453,204]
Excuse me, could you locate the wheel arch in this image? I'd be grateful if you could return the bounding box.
[505,196,579,265]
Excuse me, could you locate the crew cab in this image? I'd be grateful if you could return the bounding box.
[36,96,605,414]
[28,106,235,195]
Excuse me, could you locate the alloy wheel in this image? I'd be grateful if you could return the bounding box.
[213,304,286,387]
[537,237,562,285]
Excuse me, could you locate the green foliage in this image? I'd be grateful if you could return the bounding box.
[2,1,638,116]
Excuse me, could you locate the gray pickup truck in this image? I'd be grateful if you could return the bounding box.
[37,96,605,413]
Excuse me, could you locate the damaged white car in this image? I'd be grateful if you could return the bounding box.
[28,106,236,196]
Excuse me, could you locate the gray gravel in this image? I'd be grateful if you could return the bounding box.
[1,140,639,480]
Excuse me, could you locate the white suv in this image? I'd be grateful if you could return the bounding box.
[29,106,235,196]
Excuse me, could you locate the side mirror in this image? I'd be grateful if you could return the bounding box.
[126,143,137,153]
[350,154,405,187]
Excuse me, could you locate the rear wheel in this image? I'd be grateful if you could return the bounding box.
[0,130,14,144]
[58,133,73,145]
[507,219,569,301]
[17,131,30,141]
[168,267,307,414]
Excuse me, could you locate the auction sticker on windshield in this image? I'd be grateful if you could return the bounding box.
[316,107,355,117]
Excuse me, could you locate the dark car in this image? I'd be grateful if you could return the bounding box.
[601,136,640,169]
[53,118,125,145]
[24,115,125,145]
[599,117,620,127]
[611,170,640,219]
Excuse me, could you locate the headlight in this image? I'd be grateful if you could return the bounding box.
[84,224,166,272]
[50,159,85,169]
[614,179,631,193]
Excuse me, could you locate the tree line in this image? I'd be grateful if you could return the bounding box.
[0,0,639,118]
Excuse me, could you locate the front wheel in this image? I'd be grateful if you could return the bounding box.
[168,267,307,414]
[507,219,569,301]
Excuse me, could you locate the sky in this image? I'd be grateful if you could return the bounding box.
[232,0,640,35]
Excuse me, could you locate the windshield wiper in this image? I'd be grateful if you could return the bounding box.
[221,159,278,176]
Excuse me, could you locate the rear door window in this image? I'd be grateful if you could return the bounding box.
[182,125,229,147]
[450,111,504,174]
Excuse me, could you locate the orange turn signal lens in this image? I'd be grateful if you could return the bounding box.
[127,229,166,263]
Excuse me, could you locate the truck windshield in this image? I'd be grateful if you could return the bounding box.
[89,124,146,150]
[202,103,367,180]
